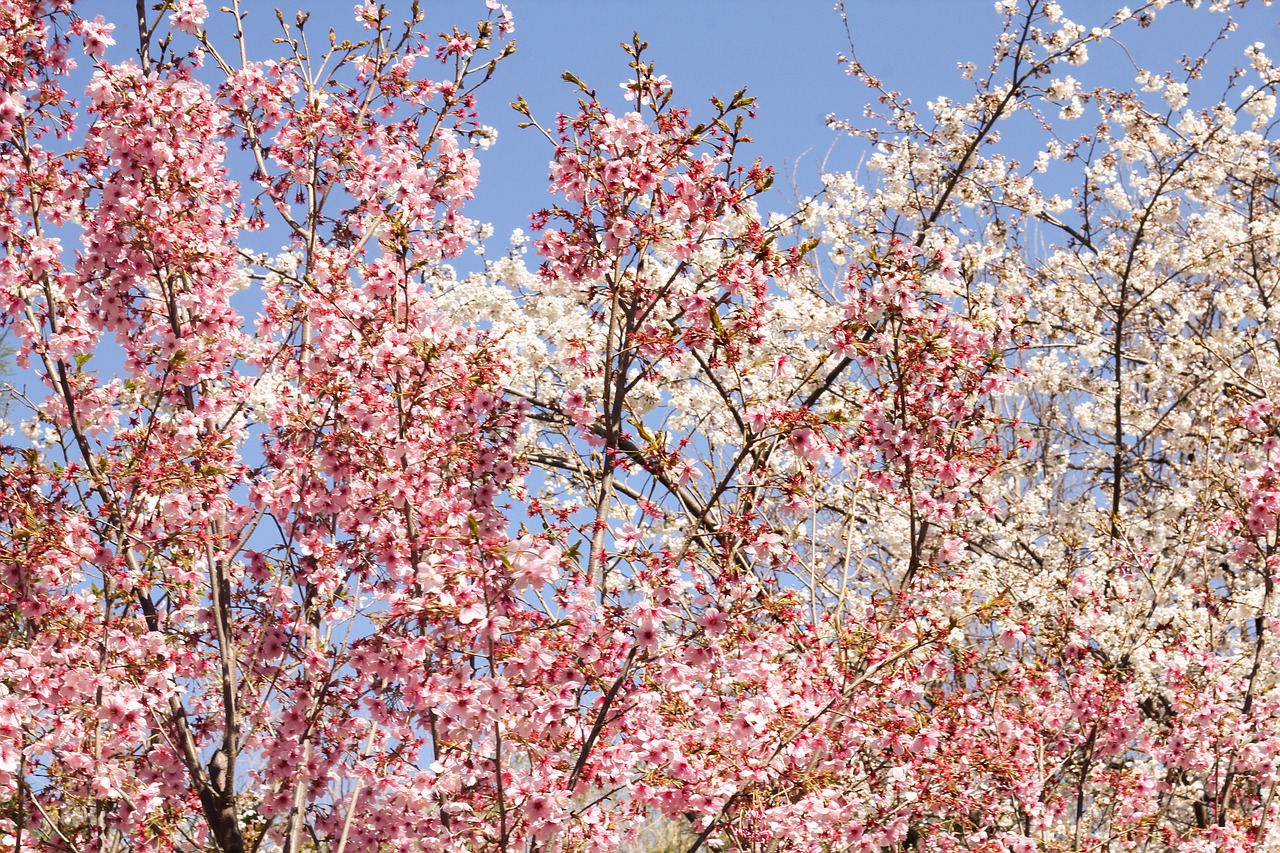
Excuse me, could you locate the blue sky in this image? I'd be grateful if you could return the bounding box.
[418,0,1279,248]
[69,0,1280,253]
[451,0,1006,242]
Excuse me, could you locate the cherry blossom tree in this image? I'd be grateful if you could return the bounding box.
[3,0,1280,852]
[793,0,1280,849]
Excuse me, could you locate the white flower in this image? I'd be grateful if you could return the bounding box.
[1163,82,1189,110]
[474,125,498,150]
[1046,76,1079,102]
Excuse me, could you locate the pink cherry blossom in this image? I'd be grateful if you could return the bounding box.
[4,2,1280,852]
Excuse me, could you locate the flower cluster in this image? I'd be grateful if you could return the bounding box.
[4,1,1280,852]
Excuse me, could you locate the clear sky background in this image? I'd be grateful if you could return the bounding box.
[411,0,1280,251]
[73,0,1280,256]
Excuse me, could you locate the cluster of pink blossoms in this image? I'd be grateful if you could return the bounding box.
[2,1,1280,852]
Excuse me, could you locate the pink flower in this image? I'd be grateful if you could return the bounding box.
[0,743,19,774]
[698,608,727,636]
[457,601,487,625]
[935,248,960,279]
[606,216,635,247]
[510,537,562,589]
[170,0,208,34]
[938,536,964,564]
[789,427,827,462]
[675,459,702,486]
[78,16,115,57]
[486,0,514,36]
[911,730,939,755]
[615,522,641,551]
[997,624,1027,650]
